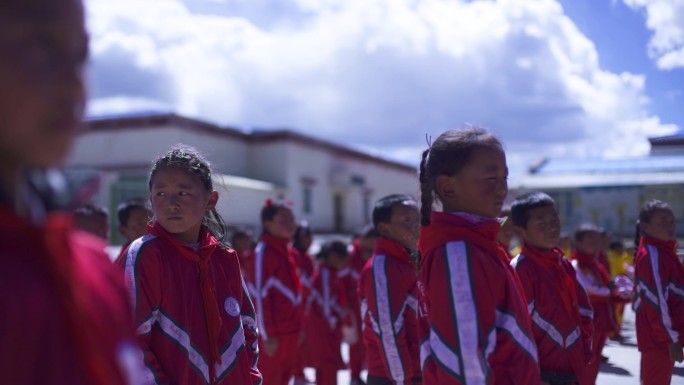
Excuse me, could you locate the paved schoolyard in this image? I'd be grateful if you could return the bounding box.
[321,306,684,385]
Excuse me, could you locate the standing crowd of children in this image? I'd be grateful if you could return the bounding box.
[3,1,684,385]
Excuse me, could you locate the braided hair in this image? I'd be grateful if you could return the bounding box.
[418,127,503,226]
[149,144,228,243]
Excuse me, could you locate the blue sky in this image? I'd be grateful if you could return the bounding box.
[559,0,683,127]
[84,0,684,179]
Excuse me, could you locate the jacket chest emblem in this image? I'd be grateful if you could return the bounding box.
[224,297,240,317]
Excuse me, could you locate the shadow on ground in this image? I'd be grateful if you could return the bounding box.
[600,362,632,376]
[673,367,684,377]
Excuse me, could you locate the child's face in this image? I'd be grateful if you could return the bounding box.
[297,232,313,251]
[0,0,87,170]
[264,208,296,240]
[515,205,561,251]
[75,215,109,240]
[232,235,252,252]
[575,231,602,255]
[359,235,377,261]
[120,207,151,242]
[149,167,217,243]
[379,203,420,249]
[439,147,508,218]
[641,209,676,242]
[327,251,348,270]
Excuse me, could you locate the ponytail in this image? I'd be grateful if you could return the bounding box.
[204,208,228,246]
[419,149,433,226]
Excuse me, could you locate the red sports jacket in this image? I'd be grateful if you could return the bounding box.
[338,240,367,330]
[359,237,420,384]
[303,264,347,368]
[418,212,540,385]
[122,222,261,385]
[0,207,134,385]
[512,244,593,379]
[571,250,619,335]
[244,234,303,340]
[634,236,684,351]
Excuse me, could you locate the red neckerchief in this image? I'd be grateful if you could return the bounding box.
[374,237,413,264]
[640,235,683,275]
[261,233,302,290]
[522,244,580,322]
[571,249,611,285]
[418,212,510,265]
[148,222,222,384]
[0,207,119,385]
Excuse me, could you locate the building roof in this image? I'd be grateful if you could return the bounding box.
[649,130,684,146]
[85,112,416,174]
[514,154,684,189]
[531,155,684,175]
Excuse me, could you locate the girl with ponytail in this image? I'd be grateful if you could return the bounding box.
[417,127,540,384]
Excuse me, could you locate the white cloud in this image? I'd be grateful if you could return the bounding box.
[84,0,677,179]
[622,0,684,70]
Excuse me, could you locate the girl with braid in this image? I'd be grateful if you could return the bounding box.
[121,144,261,385]
[416,127,540,385]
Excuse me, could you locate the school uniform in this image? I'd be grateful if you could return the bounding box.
[359,237,421,385]
[418,212,540,385]
[122,221,261,385]
[294,249,315,379]
[634,236,684,385]
[303,264,347,385]
[571,250,619,385]
[244,233,303,385]
[0,207,134,385]
[338,240,368,380]
[512,244,593,384]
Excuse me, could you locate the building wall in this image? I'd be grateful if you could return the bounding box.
[68,126,249,176]
[518,184,684,238]
[68,120,418,239]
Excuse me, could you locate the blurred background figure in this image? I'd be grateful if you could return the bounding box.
[74,203,110,241]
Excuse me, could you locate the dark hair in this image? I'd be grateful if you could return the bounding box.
[574,223,601,242]
[372,194,416,228]
[510,192,556,228]
[609,239,624,251]
[418,127,503,226]
[316,240,349,261]
[74,203,109,219]
[230,229,253,245]
[634,199,673,254]
[260,199,292,223]
[149,144,227,243]
[116,197,149,227]
[356,224,380,239]
[293,222,313,252]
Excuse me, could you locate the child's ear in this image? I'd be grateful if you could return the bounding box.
[436,175,457,199]
[118,224,127,238]
[206,190,219,210]
[377,222,391,238]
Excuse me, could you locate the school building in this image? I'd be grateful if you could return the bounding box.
[66,111,418,244]
[511,131,684,238]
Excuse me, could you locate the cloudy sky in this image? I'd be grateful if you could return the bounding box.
[83,0,684,179]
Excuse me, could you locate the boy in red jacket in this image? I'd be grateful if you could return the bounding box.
[510,192,593,385]
[634,200,684,385]
[359,194,421,385]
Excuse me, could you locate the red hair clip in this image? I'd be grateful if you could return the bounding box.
[265,198,273,207]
